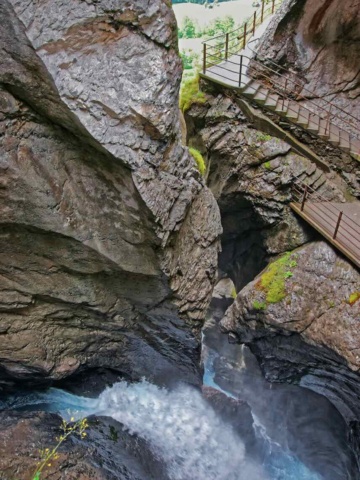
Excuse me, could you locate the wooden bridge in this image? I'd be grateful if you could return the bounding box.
[199,0,360,268]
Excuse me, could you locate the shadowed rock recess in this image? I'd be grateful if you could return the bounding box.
[0,0,221,390]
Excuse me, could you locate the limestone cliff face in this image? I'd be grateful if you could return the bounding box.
[0,0,221,389]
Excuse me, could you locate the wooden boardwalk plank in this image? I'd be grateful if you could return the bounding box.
[290,202,360,268]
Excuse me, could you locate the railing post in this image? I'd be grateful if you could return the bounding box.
[261,0,265,22]
[301,185,308,211]
[243,22,247,49]
[239,55,243,88]
[203,43,206,74]
[272,0,275,14]
[225,33,229,61]
[325,106,331,136]
[333,211,343,240]
[253,11,256,35]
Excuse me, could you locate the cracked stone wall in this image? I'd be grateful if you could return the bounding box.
[0,0,221,390]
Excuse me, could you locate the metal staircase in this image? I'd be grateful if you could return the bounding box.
[200,0,360,161]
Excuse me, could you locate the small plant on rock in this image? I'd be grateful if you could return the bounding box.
[348,292,360,306]
[253,300,266,311]
[32,417,89,480]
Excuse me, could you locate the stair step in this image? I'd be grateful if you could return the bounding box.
[264,93,279,109]
[254,87,270,104]
[350,138,360,157]
[339,130,351,152]
[285,103,300,121]
[325,123,340,146]
[274,98,289,114]
[242,81,262,99]
[318,118,330,139]
[307,113,321,134]
[296,108,310,128]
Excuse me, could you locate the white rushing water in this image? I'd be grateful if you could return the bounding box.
[95,381,266,480]
[2,381,266,480]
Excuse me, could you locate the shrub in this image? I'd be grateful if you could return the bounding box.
[189,147,206,176]
[178,16,201,38]
[179,74,206,112]
[180,49,200,70]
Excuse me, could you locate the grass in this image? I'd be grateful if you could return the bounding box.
[180,74,206,112]
[255,252,298,304]
[189,147,206,175]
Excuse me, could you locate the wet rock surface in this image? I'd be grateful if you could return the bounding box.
[186,93,344,290]
[0,411,170,480]
[202,277,358,480]
[0,0,221,391]
[221,240,360,472]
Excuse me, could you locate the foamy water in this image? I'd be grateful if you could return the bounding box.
[95,381,266,480]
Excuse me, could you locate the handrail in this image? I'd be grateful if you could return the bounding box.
[201,0,360,150]
[203,0,281,47]
[291,181,360,263]
[247,39,360,134]
[202,51,360,148]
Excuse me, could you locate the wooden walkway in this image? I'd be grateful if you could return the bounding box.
[291,184,360,268]
[199,0,360,268]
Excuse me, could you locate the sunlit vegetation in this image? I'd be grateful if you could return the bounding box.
[348,292,360,306]
[189,147,206,175]
[180,74,207,112]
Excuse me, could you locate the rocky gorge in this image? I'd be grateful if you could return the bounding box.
[0,0,360,479]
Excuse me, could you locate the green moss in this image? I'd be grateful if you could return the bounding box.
[263,161,271,170]
[348,292,360,306]
[231,286,237,299]
[189,147,206,176]
[257,133,272,142]
[253,300,266,311]
[180,74,206,113]
[256,252,298,304]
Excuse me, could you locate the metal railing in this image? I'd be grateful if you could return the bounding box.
[202,51,360,152]
[202,0,282,73]
[247,38,360,139]
[201,0,360,154]
[292,181,360,266]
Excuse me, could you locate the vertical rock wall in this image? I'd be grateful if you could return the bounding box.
[0,0,221,389]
